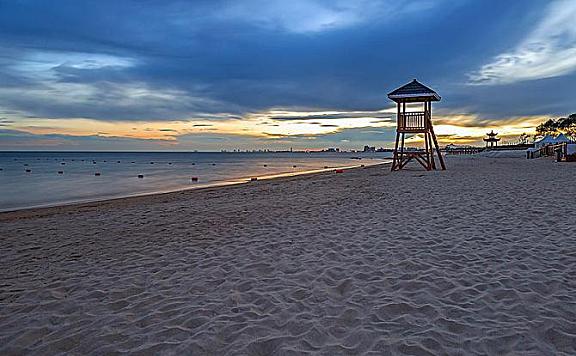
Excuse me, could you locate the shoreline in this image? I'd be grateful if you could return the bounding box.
[0,161,389,219]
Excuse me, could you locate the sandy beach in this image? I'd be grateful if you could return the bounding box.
[1,152,575,355]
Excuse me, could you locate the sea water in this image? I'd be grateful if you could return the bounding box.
[0,151,391,211]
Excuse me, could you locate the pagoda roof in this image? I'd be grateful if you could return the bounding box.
[388,79,440,102]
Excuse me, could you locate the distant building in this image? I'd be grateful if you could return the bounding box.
[363,145,376,152]
[483,130,500,148]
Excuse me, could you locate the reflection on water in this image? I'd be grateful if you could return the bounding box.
[0,152,391,211]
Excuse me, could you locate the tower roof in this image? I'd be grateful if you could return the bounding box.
[387,79,440,102]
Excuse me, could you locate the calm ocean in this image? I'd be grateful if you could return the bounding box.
[0,151,391,211]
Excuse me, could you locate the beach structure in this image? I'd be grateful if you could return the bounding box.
[483,130,500,148]
[388,79,445,171]
[534,135,557,149]
[554,133,573,144]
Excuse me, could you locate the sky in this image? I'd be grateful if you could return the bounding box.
[1,0,575,151]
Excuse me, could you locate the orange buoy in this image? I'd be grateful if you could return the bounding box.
[191,177,199,182]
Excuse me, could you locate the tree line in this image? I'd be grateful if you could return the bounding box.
[536,113,576,137]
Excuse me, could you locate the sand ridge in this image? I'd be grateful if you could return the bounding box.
[1,153,576,355]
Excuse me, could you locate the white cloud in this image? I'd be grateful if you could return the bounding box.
[469,0,576,85]
[12,51,136,80]
[218,0,443,34]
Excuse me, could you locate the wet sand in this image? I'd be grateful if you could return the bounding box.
[1,152,575,355]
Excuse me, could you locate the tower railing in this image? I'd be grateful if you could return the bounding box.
[398,111,429,132]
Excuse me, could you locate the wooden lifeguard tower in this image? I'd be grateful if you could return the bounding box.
[388,79,446,171]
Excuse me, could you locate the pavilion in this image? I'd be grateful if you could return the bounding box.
[483,130,500,148]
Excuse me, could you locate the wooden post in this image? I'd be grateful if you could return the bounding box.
[429,100,446,170]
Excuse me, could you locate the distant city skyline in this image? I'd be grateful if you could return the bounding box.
[1,0,575,151]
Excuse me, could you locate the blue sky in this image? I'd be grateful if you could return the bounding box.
[0,0,575,151]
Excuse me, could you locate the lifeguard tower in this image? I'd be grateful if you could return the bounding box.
[387,79,446,171]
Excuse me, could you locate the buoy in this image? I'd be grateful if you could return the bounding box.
[361,164,365,168]
[168,162,172,165]
[293,165,297,168]
[58,171,64,174]
[117,161,121,163]
[95,172,101,176]
[131,161,135,164]
[150,162,154,164]
[324,166,329,169]
[212,163,216,166]
[138,174,144,178]
[25,169,31,173]
[191,163,195,165]
[263,164,268,167]
[61,162,65,165]
[250,177,258,181]
[335,169,344,173]
[103,160,107,162]
[191,177,198,182]
[92,161,97,164]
